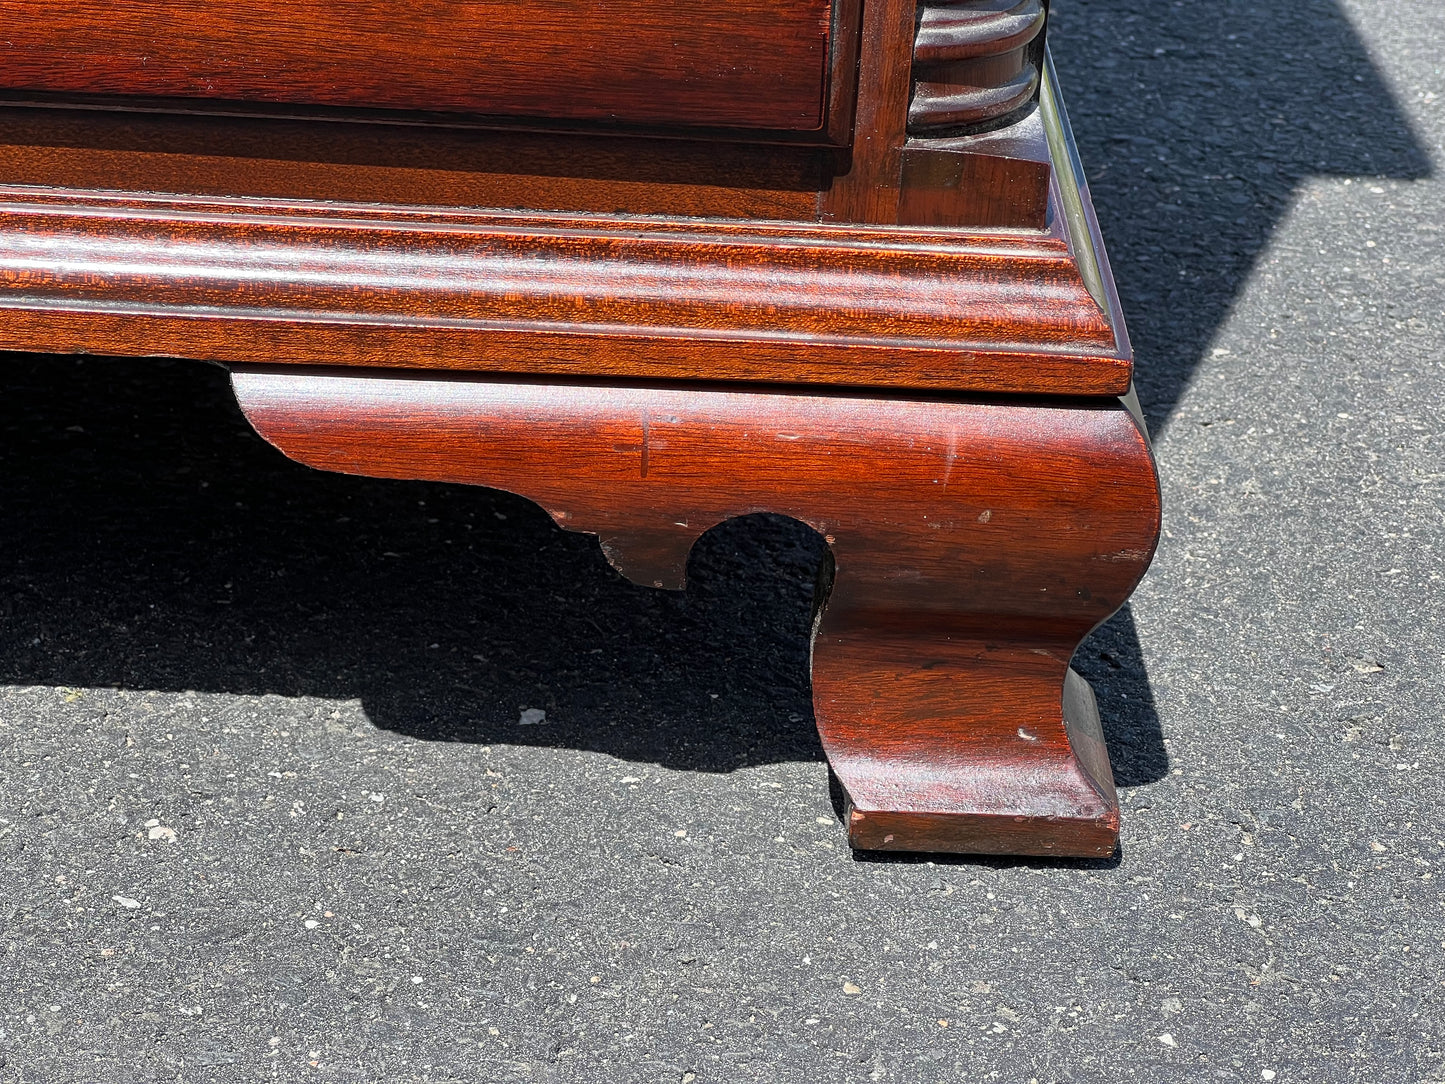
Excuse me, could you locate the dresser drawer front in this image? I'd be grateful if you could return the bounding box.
[0,0,835,132]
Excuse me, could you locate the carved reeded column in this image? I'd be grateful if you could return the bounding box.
[899,0,1056,227]
[909,0,1049,136]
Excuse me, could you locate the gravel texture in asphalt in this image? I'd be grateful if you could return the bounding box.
[1,1,1442,1081]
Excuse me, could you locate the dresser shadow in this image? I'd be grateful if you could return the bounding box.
[2,354,1162,786]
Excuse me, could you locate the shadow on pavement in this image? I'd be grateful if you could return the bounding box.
[5,1,1427,796]
[1071,605,1163,787]
[1050,0,1432,790]
[1053,0,1432,429]
[3,356,1163,787]
[1,355,825,772]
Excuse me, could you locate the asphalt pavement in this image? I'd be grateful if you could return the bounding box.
[1,0,1442,1080]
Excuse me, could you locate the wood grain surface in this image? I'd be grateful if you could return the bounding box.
[0,186,1131,395]
[0,107,830,220]
[231,368,1162,855]
[0,4,1158,857]
[821,0,919,223]
[0,0,839,133]
[898,110,1052,228]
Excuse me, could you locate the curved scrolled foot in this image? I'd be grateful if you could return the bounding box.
[232,367,1160,856]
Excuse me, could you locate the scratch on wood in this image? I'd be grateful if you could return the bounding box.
[640,412,650,479]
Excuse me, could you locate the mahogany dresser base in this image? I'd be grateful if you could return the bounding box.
[0,3,1162,855]
[232,369,1160,856]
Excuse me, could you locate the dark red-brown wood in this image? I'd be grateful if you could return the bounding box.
[0,106,830,220]
[909,0,1048,136]
[822,0,918,223]
[0,2,1067,232]
[898,112,1052,229]
[232,369,1162,856]
[0,0,843,135]
[0,3,1160,856]
[889,0,1055,228]
[0,184,1130,395]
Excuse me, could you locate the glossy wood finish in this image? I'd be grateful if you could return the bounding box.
[821,0,919,224]
[0,0,843,134]
[892,0,1055,228]
[898,111,1052,228]
[0,180,1130,395]
[232,369,1161,856]
[0,19,1065,233]
[915,0,1046,65]
[0,107,829,220]
[0,0,1057,231]
[909,0,1049,136]
[821,0,1057,229]
[0,4,1162,855]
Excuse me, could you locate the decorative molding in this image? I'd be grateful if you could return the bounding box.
[914,0,1046,63]
[894,3,1054,229]
[908,0,1048,137]
[0,184,1130,395]
[909,68,1040,132]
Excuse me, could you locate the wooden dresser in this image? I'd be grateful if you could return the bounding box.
[0,0,1160,856]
